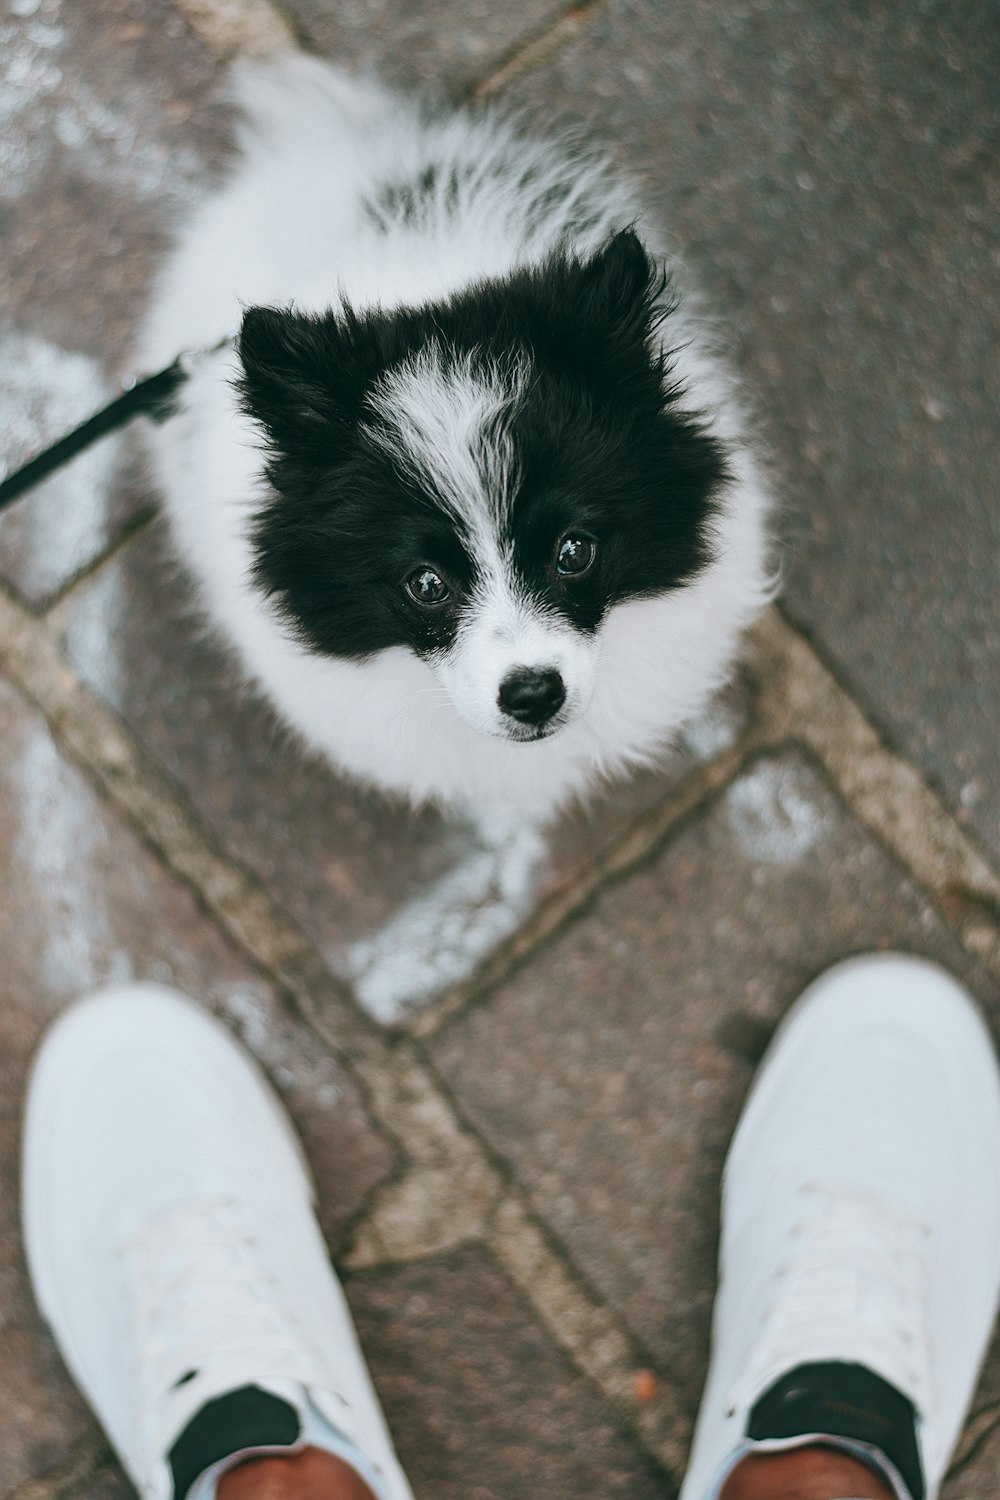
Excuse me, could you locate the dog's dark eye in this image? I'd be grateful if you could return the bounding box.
[556,534,597,577]
[405,566,450,607]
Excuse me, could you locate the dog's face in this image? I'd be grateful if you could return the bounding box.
[239,231,729,742]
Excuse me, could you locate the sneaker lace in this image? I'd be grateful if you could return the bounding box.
[727,1178,932,1419]
[118,1194,342,1467]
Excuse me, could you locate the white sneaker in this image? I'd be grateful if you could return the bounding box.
[679,954,1000,1500]
[22,983,414,1500]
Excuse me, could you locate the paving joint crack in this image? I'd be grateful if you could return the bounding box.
[488,1191,691,1481]
[750,607,1000,979]
[169,0,603,97]
[470,1,605,100]
[43,503,159,629]
[409,727,762,1040]
[172,0,302,58]
[945,1400,1000,1479]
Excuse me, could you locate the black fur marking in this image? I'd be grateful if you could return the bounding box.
[362,161,469,233]
[239,229,730,662]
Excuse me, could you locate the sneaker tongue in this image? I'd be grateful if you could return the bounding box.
[168,1384,301,1500]
[747,1362,925,1500]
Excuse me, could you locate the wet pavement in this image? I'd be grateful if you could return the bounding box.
[2,2,999,1497]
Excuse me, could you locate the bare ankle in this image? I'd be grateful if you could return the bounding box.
[216,1444,379,1500]
[719,1444,897,1500]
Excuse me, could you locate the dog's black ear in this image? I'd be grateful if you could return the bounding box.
[531,230,671,406]
[575,229,666,348]
[237,305,369,459]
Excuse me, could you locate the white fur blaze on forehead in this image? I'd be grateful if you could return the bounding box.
[363,343,529,530]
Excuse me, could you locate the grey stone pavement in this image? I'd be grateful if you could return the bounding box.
[1,0,999,1495]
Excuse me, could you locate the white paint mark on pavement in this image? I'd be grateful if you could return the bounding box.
[725,757,831,865]
[348,826,546,1023]
[7,713,132,994]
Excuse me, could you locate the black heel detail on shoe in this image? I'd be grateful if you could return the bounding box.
[747,1362,924,1500]
[169,1384,300,1500]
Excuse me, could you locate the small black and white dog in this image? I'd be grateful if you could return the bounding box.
[141,55,773,831]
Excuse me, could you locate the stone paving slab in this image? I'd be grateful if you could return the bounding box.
[3,2,1000,1497]
[0,674,395,1495]
[0,0,226,368]
[506,0,1000,868]
[60,519,750,1021]
[345,1246,666,1499]
[433,749,1000,1415]
[0,0,230,603]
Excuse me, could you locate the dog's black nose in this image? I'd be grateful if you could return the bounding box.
[498,668,566,727]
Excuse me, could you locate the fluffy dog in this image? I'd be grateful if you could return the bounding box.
[141,55,773,834]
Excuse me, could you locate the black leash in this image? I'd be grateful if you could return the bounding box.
[0,339,231,515]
